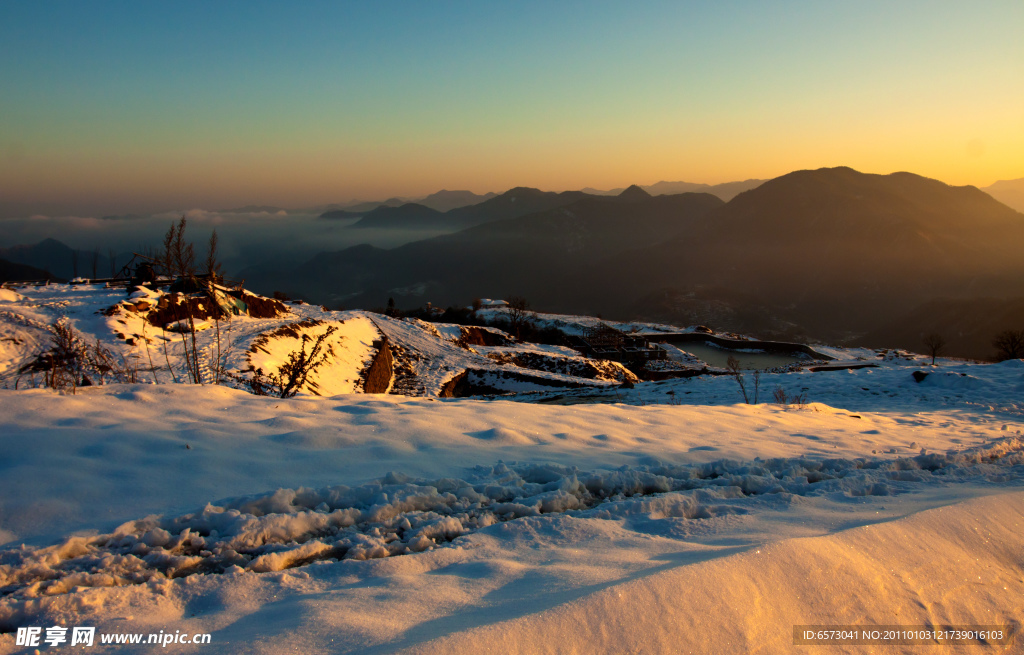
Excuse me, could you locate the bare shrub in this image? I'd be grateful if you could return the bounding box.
[19,320,141,393]
[772,385,807,407]
[230,326,338,398]
[726,355,749,404]
[159,217,203,382]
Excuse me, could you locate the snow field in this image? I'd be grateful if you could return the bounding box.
[0,285,1022,653]
[2,435,1021,613]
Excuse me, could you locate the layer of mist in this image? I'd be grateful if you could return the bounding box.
[0,210,451,276]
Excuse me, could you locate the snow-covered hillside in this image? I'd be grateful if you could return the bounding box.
[0,284,641,399]
[1,283,1022,654]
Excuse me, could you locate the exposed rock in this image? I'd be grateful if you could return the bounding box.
[362,337,394,394]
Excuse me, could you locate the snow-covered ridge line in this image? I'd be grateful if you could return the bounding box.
[2,435,1021,629]
[2,285,650,397]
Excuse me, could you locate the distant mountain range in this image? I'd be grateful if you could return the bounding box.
[327,181,765,229]
[981,178,1024,213]
[239,167,1024,356]
[8,168,1024,358]
[582,179,765,201]
[608,167,1024,341]
[0,239,118,280]
[340,188,596,230]
[245,185,723,309]
[0,258,58,283]
[320,190,497,219]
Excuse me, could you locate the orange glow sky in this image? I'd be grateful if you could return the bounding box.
[1,1,1022,216]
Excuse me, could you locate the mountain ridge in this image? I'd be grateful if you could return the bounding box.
[245,166,1024,356]
[982,177,1024,213]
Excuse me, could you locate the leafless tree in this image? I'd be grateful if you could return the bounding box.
[160,225,176,277]
[170,217,196,279]
[922,332,946,365]
[161,217,201,382]
[993,329,1024,361]
[504,296,532,339]
[205,229,223,281]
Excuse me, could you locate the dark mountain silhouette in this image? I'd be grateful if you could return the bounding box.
[417,190,497,212]
[247,167,1024,355]
[0,238,115,280]
[346,187,596,230]
[223,196,491,218]
[347,203,446,229]
[697,179,766,201]
[320,192,493,220]
[642,179,766,200]
[617,185,652,202]
[583,179,765,201]
[0,258,59,282]
[320,197,409,218]
[592,167,1024,340]
[321,182,759,221]
[12,167,1022,358]
[579,186,625,196]
[241,192,724,309]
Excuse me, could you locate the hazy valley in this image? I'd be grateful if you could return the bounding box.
[6,167,1021,361]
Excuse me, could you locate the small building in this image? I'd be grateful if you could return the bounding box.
[571,323,667,363]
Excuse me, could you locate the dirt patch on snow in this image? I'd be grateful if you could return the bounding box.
[457,326,514,347]
[486,350,638,383]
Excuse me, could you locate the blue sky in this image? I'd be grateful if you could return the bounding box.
[2,1,1022,215]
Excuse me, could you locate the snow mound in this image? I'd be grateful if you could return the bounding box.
[466,427,537,445]
[2,435,1021,624]
[914,370,986,391]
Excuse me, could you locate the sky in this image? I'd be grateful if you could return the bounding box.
[1,0,1022,217]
